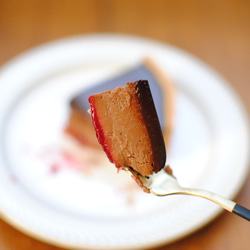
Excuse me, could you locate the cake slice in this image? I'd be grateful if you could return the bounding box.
[65,58,175,150]
[88,80,166,179]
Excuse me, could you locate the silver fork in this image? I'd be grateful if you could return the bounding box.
[125,167,250,221]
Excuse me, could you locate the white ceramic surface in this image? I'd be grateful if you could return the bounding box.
[0,34,249,249]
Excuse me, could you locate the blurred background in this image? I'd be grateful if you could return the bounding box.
[0,0,249,249]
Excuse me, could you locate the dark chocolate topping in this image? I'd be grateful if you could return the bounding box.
[134,80,166,172]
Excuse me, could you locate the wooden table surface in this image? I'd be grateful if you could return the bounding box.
[0,1,249,249]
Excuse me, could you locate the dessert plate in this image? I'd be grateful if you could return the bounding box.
[0,34,249,250]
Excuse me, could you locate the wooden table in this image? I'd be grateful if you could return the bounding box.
[0,1,249,249]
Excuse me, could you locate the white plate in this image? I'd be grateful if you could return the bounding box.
[0,34,249,250]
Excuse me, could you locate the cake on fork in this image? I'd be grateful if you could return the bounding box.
[88,80,167,192]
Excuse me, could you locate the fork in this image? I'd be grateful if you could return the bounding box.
[125,167,250,221]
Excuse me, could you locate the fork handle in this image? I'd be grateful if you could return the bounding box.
[178,188,250,221]
[232,204,250,221]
